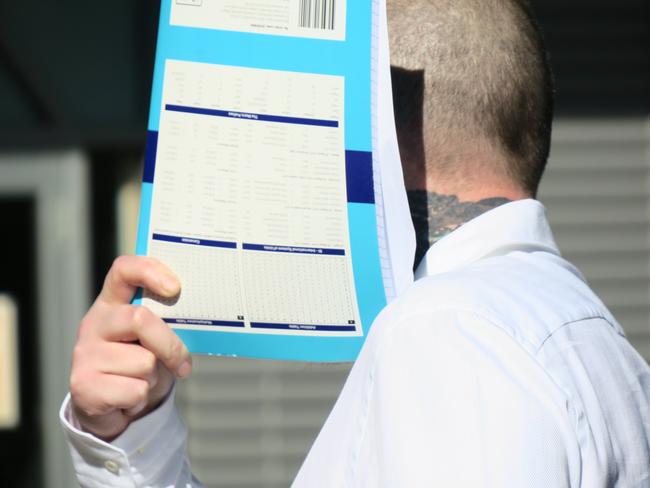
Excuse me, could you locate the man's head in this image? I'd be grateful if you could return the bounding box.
[388,0,554,198]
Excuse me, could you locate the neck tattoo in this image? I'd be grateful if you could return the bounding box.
[407,190,512,268]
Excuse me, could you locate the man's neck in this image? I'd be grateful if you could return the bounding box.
[407,190,513,268]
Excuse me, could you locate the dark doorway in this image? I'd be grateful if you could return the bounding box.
[0,197,42,487]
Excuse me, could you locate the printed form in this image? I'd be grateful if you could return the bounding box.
[171,0,346,40]
[145,61,360,335]
[137,0,415,360]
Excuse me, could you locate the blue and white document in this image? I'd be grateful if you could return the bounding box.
[136,0,415,362]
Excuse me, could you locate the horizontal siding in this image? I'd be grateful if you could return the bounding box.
[178,358,350,487]
[539,118,650,348]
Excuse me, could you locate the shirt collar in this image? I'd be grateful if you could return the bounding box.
[414,199,560,280]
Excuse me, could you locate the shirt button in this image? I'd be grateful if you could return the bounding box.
[104,460,120,475]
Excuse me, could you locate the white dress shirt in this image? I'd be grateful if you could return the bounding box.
[61,199,650,487]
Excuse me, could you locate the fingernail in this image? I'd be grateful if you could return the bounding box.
[177,360,192,379]
[160,273,180,296]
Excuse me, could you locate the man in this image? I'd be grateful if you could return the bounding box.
[61,0,650,486]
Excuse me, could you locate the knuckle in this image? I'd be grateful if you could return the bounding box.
[69,370,90,399]
[130,306,148,331]
[69,373,82,397]
[77,316,96,338]
[112,255,129,273]
[140,350,157,374]
[104,256,130,292]
[135,381,149,402]
[166,338,184,366]
[108,258,124,282]
[71,343,87,367]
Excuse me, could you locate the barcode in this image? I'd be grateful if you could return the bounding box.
[299,0,336,30]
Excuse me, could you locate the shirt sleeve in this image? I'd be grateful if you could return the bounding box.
[59,387,203,488]
[350,309,580,487]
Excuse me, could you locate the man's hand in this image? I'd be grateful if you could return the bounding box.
[69,256,192,441]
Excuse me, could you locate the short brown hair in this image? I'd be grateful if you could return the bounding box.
[389,0,554,196]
